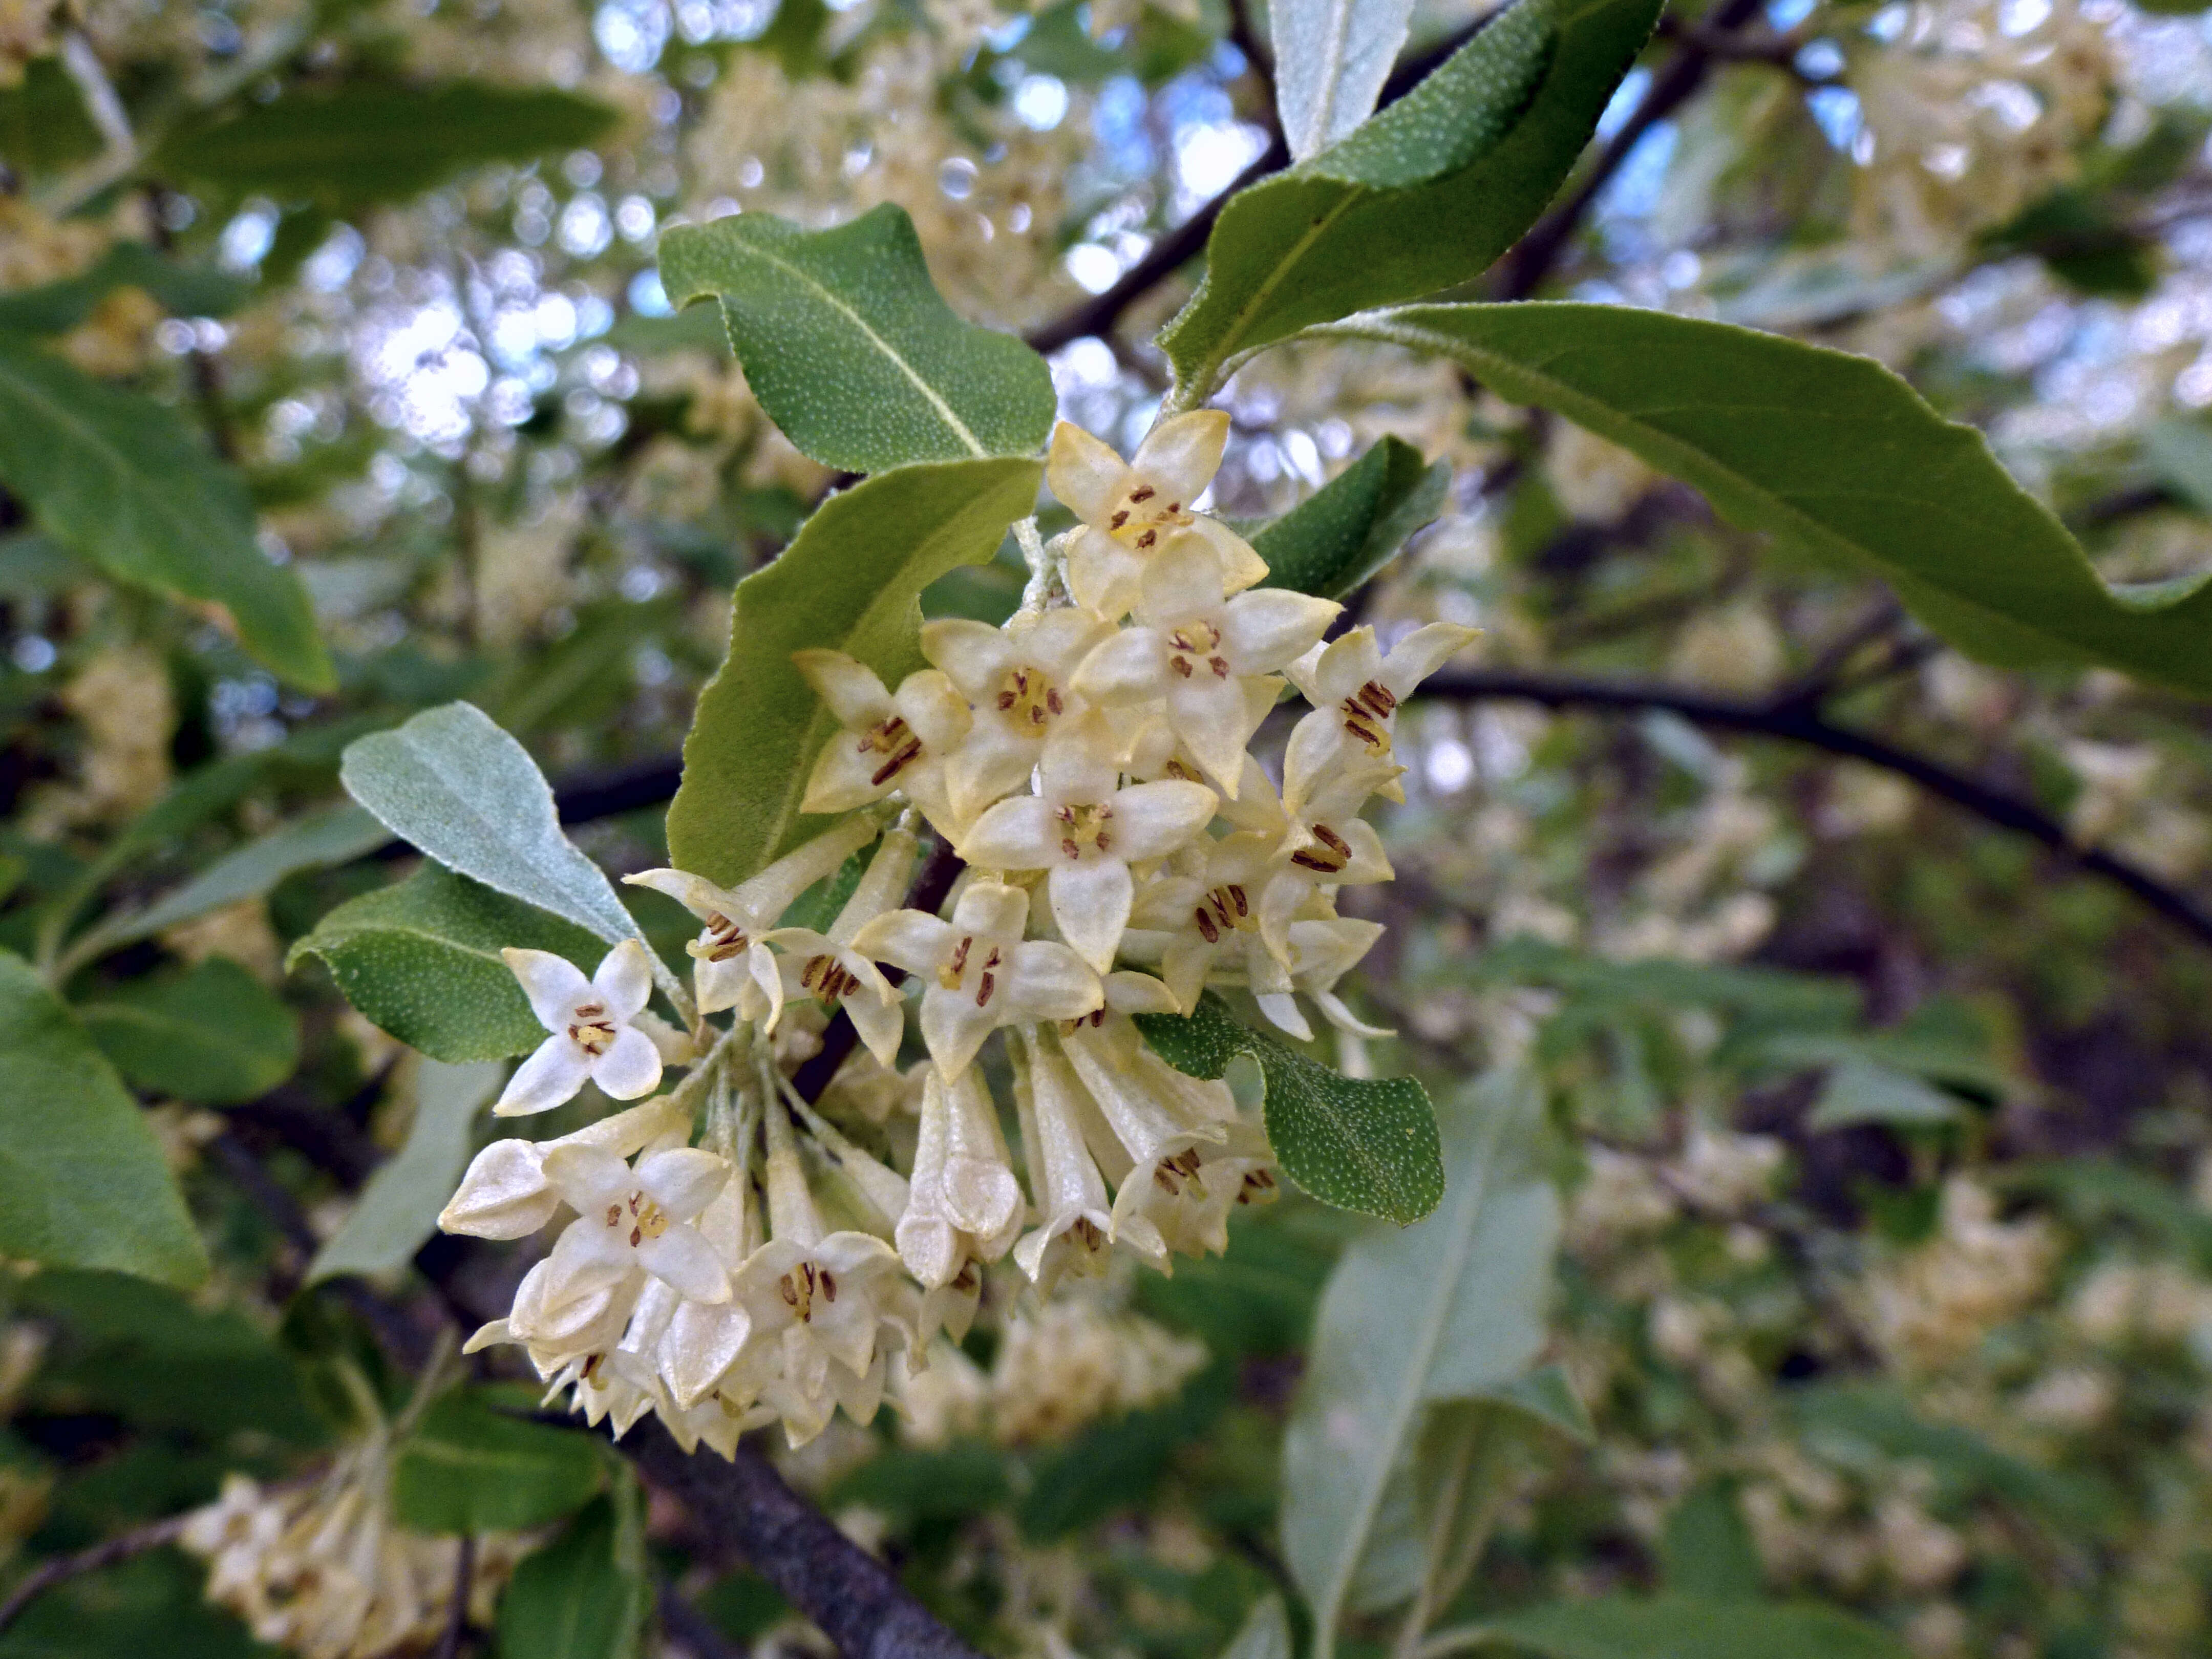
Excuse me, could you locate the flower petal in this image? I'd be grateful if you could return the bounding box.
[583,1024,657,1099]
[845,987,907,1069]
[949,879,1030,939]
[1049,857,1133,973]
[1070,625,1172,707]
[503,948,593,1031]
[958,795,1059,873]
[792,649,891,728]
[1109,778,1219,862]
[1004,940,1105,1022]
[1189,517,1270,594]
[620,868,739,923]
[439,1140,556,1239]
[665,1300,751,1407]
[542,1143,635,1213]
[919,618,1015,699]
[852,907,957,976]
[1253,990,1314,1041]
[592,939,654,1020]
[1131,409,1228,503]
[1167,671,1262,796]
[1135,534,1228,624]
[1065,527,1144,619]
[494,1036,591,1117]
[919,984,1003,1080]
[636,1225,732,1303]
[1046,419,1130,523]
[636,1147,730,1220]
[1380,621,1480,698]
[1222,588,1340,675]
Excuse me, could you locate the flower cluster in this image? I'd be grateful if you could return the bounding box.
[438,413,1471,1449]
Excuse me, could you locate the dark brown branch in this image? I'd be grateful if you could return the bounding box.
[0,1514,190,1635]
[1495,0,1765,300]
[1424,669,2212,951]
[658,1581,751,1659]
[624,1420,983,1659]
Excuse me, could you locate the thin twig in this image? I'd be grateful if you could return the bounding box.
[1424,669,2212,951]
[1494,0,1766,300]
[0,1514,190,1635]
[433,1535,476,1659]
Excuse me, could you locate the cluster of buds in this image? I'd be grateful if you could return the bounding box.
[178,1454,523,1659]
[438,412,1471,1449]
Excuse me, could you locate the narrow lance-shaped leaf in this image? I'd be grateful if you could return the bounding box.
[1136,991,1444,1224]
[341,703,643,946]
[1274,1067,1557,1652]
[0,332,333,689]
[667,457,1041,886]
[1251,434,1453,598]
[288,863,609,1062]
[155,80,618,207]
[1272,0,1417,161]
[496,1484,649,1659]
[1316,302,2212,695]
[394,1386,607,1534]
[0,949,209,1289]
[1477,1594,1913,1658]
[1158,0,1663,402]
[658,205,1057,474]
[309,1059,504,1284]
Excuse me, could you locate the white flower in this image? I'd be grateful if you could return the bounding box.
[537,1142,734,1303]
[956,726,1217,972]
[494,939,666,1116]
[1282,914,1390,1040]
[921,608,1113,822]
[897,1066,1023,1290]
[851,879,1101,1079]
[1046,412,1268,620]
[1072,539,1338,794]
[1010,1028,1115,1295]
[1126,832,1289,1012]
[1227,763,1397,965]
[439,1094,692,1238]
[1283,621,1477,812]
[757,822,917,1064]
[793,649,970,833]
[625,815,881,1017]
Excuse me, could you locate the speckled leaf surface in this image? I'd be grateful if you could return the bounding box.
[1135,991,1444,1224]
[341,701,642,946]
[1157,0,1661,400]
[0,949,208,1289]
[286,863,605,1061]
[1321,302,2212,694]
[1252,434,1452,598]
[0,332,333,690]
[1271,0,1417,162]
[659,205,1057,474]
[667,457,1039,886]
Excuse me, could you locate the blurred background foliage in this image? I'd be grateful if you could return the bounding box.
[9,0,2212,1651]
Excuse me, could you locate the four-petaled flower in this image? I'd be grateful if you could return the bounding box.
[851,880,1101,1078]
[538,1142,733,1304]
[1282,621,1477,814]
[920,609,1112,822]
[1072,540,1338,794]
[1045,411,1267,621]
[956,724,1217,972]
[496,939,665,1116]
[793,650,970,835]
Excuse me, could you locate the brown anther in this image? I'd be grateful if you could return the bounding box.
[605,1204,622,1226]
[1153,1163,1181,1195]
[1293,848,1346,873]
[820,1270,837,1302]
[1313,823,1352,855]
[1195,907,1219,944]
[1109,509,1129,529]
[1227,884,1248,916]
[1357,679,1396,716]
[1073,1216,1105,1250]
[629,1226,642,1246]
[1209,656,1229,677]
[870,736,923,787]
[1137,528,1157,549]
[1129,484,1155,503]
[1171,656,1193,677]
[976,971,996,1006]
[1047,688,1064,714]
[952,1262,980,1292]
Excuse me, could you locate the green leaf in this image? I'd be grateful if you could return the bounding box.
[1157,0,1662,400]
[1804,1058,1965,1131]
[0,949,207,1287]
[1018,1360,1237,1539]
[77,957,300,1104]
[667,457,1040,886]
[1479,1595,1911,1658]
[0,242,249,334]
[1660,1482,1766,1602]
[63,802,391,972]
[1318,302,2212,696]
[309,1059,503,1283]
[1220,1595,1293,1659]
[2143,417,2212,513]
[287,862,608,1062]
[1278,1068,1556,1643]
[394,1388,607,1534]
[658,205,1057,474]
[497,1490,649,1659]
[1252,435,1452,598]
[156,79,617,207]
[341,703,644,948]
[827,1442,1015,1523]
[1135,991,1443,1224]
[1271,0,1417,161]
[0,332,333,690]
[1480,1361,1595,1444]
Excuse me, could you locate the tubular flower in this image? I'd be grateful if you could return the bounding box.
[494,939,665,1115]
[757,820,918,1062]
[1283,621,1479,810]
[921,608,1113,821]
[793,649,970,833]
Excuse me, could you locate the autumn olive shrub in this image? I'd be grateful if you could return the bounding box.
[9,0,2212,1650]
